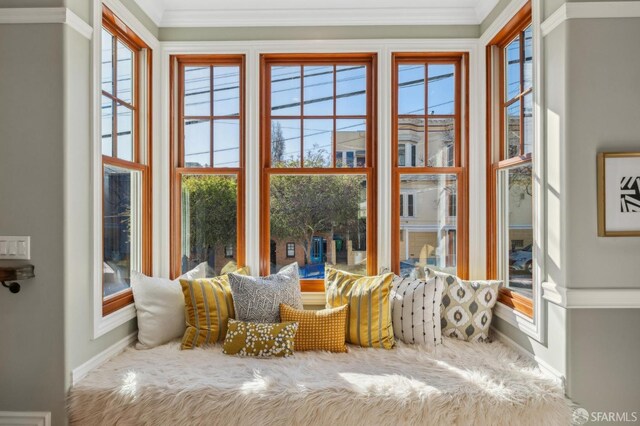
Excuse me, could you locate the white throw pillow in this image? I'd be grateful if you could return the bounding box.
[390,275,444,347]
[131,262,208,349]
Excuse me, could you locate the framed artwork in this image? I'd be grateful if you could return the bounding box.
[597,152,640,236]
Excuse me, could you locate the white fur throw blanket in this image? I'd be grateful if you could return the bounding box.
[68,339,570,425]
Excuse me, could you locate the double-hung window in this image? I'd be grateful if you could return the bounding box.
[170,55,246,278]
[487,3,535,317]
[392,53,468,279]
[261,54,377,291]
[100,7,152,316]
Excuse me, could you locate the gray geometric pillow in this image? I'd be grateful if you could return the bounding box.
[425,268,501,343]
[228,263,303,323]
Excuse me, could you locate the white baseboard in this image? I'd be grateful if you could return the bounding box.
[0,412,50,426]
[71,332,137,386]
[491,327,566,390]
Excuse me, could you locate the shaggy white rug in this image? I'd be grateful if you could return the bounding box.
[68,339,570,426]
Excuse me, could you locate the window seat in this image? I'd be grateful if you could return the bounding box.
[68,339,570,425]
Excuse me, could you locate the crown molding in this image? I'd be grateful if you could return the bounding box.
[0,7,92,39]
[131,0,163,27]
[475,0,501,22]
[541,1,640,36]
[542,282,640,309]
[158,7,482,27]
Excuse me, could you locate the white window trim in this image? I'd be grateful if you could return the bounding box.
[479,0,545,342]
[92,0,160,339]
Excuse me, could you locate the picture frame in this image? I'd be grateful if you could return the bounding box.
[597,152,640,236]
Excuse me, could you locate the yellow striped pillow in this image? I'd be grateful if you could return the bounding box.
[179,266,249,349]
[324,266,395,349]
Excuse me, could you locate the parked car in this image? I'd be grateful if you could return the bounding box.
[509,244,532,273]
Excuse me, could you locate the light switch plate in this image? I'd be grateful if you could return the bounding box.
[0,236,30,260]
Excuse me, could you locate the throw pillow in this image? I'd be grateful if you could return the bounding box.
[324,266,395,349]
[228,263,303,323]
[222,319,298,358]
[390,275,444,346]
[131,262,208,350]
[279,304,349,353]
[180,266,250,349]
[426,268,501,342]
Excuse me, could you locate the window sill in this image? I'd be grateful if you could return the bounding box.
[493,301,542,342]
[93,302,136,339]
[302,292,326,306]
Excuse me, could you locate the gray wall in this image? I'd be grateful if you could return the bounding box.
[0,23,67,424]
[561,16,640,417]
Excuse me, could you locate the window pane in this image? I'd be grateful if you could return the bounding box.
[398,118,425,167]
[336,65,366,115]
[102,96,113,156]
[271,66,301,116]
[303,119,333,167]
[213,119,240,167]
[184,119,210,167]
[505,36,521,100]
[336,119,366,168]
[116,104,133,161]
[181,174,238,277]
[303,66,333,116]
[398,174,458,278]
[116,41,133,104]
[523,26,533,91]
[398,65,425,115]
[427,118,455,167]
[505,164,533,296]
[270,174,367,278]
[505,101,521,159]
[184,66,211,117]
[428,64,455,115]
[101,29,113,94]
[214,66,239,116]
[103,166,141,298]
[271,119,301,167]
[523,92,533,155]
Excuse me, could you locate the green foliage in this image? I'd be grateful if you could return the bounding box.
[270,151,364,263]
[182,175,237,252]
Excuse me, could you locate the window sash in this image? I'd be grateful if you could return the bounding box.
[101,6,151,316]
[170,55,246,279]
[391,53,468,279]
[261,54,377,289]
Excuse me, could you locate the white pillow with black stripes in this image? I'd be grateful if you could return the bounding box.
[390,275,445,347]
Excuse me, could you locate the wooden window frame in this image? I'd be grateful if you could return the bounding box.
[391,52,469,279]
[486,2,534,317]
[169,54,246,279]
[101,6,152,316]
[260,53,378,292]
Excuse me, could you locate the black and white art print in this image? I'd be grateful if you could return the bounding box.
[599,153,640,236]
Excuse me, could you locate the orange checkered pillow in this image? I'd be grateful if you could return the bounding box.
[279,304,349,353]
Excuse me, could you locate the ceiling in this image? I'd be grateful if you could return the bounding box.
[133,0,499,28]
